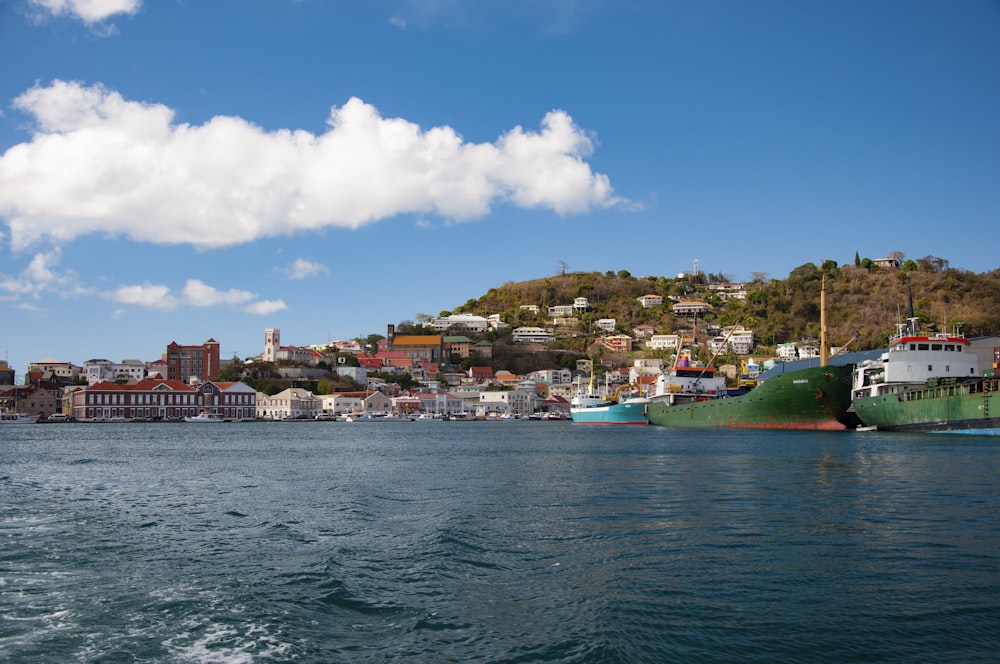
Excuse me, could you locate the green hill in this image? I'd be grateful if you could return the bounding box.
[450,259,1000,357]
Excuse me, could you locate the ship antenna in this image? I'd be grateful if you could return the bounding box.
[907,285,916,336]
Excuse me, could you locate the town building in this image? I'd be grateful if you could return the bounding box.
[385,325,444,365]
[27,360,83,385]
[166,339,221,383]
[430,314,489,333]
[82,359,148,386]
[478,389,533,417]
[321,390,392,416]
[1,380,63,418]
[0,360,16,386]
[70,379,256,421]
[256,387,320,420]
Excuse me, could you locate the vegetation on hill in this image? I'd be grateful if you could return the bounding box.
[232,255,999,391]
[446,256,1000,360]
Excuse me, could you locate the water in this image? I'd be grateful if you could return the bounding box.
[2,421,997,663]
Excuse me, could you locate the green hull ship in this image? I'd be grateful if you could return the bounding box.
[647,364,855,431]
[851,318,999,435]
[852,376,1000,435]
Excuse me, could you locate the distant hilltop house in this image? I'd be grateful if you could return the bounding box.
[637,294,663,308]
[595,318,617,333]
[873,256,902,269]
[672,300,711,317]
[512,327,554,344]
[548,305,575,317]
[706,283,748,302]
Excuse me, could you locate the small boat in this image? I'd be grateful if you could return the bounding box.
[570,380,649,425]
[1,411,37,424]
[185,411,224,423]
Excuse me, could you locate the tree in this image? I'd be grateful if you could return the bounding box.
[557,260,569,276]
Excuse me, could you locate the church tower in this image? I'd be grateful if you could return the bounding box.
[263,328,280,363]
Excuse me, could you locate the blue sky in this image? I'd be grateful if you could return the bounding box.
[1,0,998,378]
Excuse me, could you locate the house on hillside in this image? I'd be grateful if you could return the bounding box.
[638,294,663,308]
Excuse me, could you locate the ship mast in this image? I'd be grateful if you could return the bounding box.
[820,275,829,367]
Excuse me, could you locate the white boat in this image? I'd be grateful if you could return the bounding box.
[1,411,37,424]
[185,412,224,423]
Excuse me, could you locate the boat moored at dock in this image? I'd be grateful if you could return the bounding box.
[851,318,999,434]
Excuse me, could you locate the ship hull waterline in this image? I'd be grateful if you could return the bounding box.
[647,364,855,430]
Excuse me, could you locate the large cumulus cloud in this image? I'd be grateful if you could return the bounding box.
[0,80,623,250]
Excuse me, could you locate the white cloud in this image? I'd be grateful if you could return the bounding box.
[243,300,288,315]
[284,258,329,280]
[106,277,282,314]
[180,279,256,307]
[0,80,624,251]
[110,282,178,310]
[0,248,81,300]
[30,0,140,25]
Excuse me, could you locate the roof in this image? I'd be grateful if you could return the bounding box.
[391,335,442,346]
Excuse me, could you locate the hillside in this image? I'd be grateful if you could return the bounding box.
[449,260,1000,356]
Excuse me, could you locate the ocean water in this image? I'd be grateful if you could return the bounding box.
[1,421,997,663]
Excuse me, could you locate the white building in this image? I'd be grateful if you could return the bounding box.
[573,297,590,311]
[430,314,489,333]
[512,327,554,344]
[415,392,466,415]
[548,305,575,317]
[486,314,508,330]
[776,343,798,360]
[647,334,681,351]
[638,294,663,308]
[83,359,147,386]
[478,389,534,417]
[595,318,617,332]
[321,390,392,416]
[526,368,573,384]
[798,345,820,359]
[256,387,321,420]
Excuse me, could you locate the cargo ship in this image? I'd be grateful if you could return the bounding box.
[646,275,855,430]
[646,362,855,430]
[851,318,1000,435]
